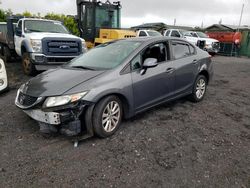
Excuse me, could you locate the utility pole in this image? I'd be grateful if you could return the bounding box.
[174,18,176,26]
[238,3,244,31]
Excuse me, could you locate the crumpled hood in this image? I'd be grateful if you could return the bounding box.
[25,32,84,41]
[22,68,105,97]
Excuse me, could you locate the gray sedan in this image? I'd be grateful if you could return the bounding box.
[15,37,213,139]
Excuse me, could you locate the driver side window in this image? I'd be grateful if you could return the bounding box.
[139,31,147,37]
[171,30,181,38]
[17,21,22,30]
[142,43,168,63]
[131,42,169,71]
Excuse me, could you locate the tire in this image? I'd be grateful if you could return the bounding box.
[2,46,11,63]
[189,75,207,102]
[93,95,123,138]
[22,53,37,76]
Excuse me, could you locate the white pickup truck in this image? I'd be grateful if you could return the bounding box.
[136,30,162,37]
[0,17,87,75]
[164,29,220,54]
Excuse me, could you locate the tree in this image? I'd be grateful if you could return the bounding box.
[63,16,80,36]
[0,9,6,22]
[5,9,13,17]
[45,13,80,36]
[23,11,32,17]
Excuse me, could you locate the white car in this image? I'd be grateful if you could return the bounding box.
[164,29,220,53]
[0,58,8,93]
[136,30,162,37]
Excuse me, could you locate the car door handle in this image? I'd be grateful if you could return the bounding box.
[192,59,198,64]
[166,68,175,74]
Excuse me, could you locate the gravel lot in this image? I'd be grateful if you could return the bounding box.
[0,56,250,187]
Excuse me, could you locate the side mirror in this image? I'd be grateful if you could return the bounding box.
[143,58,158,68]
[15,28,22,37]
[140,58,158,75]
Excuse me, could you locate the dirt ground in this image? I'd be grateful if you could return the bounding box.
[0,56,250,188]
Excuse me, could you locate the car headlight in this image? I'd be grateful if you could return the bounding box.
[30,39,42,52]
[43,91,88,108]
[81,40,87,52]
[205,43,212,48]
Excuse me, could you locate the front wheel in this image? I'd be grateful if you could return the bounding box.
[189,75,207,102]
[22,53,37,76]
[93,96,123,138]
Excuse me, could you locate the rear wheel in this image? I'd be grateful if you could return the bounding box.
[93,96,122,138]
[189,75,207,102]
[22,53,37,76]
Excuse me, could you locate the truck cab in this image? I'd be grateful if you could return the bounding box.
[0,17,87,75]
[14,18,87,75]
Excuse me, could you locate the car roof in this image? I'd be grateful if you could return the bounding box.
[119,36,188,43]
[20,18,62,24]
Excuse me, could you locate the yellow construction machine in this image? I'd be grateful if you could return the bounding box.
[76,0,136,48]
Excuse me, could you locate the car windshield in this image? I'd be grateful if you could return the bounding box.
[24,20,69,34]
[68,41,142,70]
[196,32,209,38]
[147,31,162,36]
[179,30,188,36]
[183,31,193,37]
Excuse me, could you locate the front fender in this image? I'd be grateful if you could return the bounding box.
[21,39,33,54]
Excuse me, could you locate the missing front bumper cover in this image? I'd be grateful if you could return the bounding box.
[24,109,61,125]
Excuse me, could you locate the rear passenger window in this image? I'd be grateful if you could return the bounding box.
[171,42,191,59]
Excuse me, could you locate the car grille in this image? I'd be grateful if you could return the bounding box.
[212,42,220,50]
[47,57,74,63]
[42,38,82,56]
[18,92,38,107]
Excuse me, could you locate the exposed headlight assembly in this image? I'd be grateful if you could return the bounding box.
[30,39,42,52]
[43,91,88,108]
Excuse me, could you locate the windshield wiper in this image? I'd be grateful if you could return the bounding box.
[26,29,42,32]
[71,65,95,71]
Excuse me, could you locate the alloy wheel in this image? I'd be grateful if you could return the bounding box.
[102,101,121,132]
[195,78,206,99]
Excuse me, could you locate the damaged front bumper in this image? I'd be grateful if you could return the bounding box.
[25,104,87,136]
[18,100,94,137]
[15,89,95,138]
[24,109,61,125]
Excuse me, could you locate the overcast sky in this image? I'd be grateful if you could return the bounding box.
[1,0,249,28]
